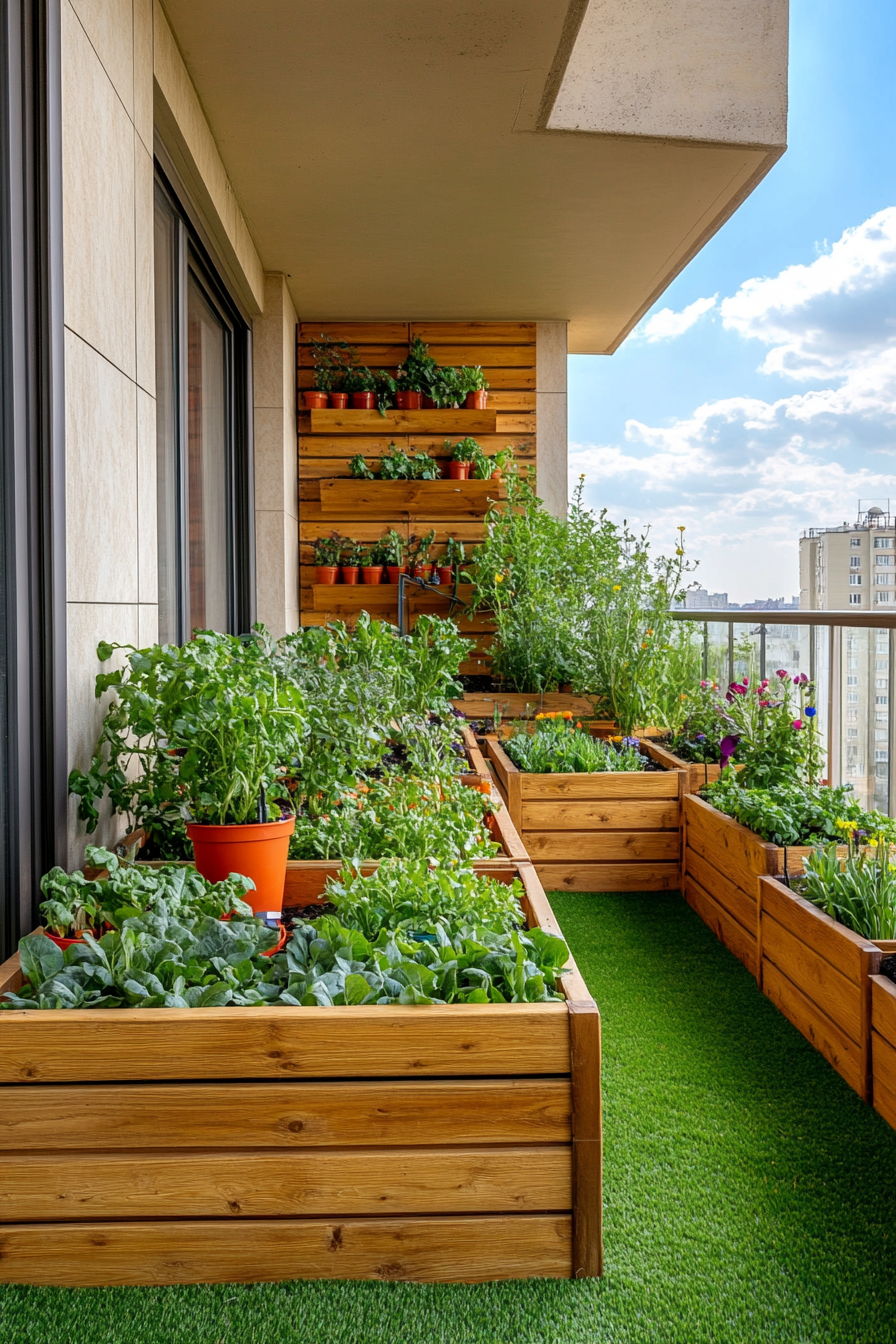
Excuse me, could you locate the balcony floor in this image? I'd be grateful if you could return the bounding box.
[3,891,895,1341]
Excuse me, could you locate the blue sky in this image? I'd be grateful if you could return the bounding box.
[568,0,896,603]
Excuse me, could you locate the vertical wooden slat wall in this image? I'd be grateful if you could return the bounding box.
[297,322,537,670]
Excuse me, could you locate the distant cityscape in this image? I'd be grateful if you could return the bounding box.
[679,588,799,611]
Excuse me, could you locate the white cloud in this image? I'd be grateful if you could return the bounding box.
[572,208,896,601]
[636,294,717,342]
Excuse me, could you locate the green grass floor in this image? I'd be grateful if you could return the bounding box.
[3,891,896,1344]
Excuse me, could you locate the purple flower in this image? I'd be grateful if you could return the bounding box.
[720,734,740,766]
[776,669,790,681]
[695,733,707,742]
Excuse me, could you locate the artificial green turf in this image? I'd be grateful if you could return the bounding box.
[3,891,896,1344]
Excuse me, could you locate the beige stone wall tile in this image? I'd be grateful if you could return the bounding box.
[254,275,286,410]
[132,0,153,152]
[536,321,568,394]
[136,386,158,603]
[255,511,299,639]
[68,0,133,118]
[66,600,139,865]
[134,135,155,395]
[65,330,138,604]
[535,392,569,521]
[253,406,297,518]
[138,603,159,647]
[62,0,136,378]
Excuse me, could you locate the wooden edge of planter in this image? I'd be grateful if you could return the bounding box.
[487,789,530,862]
[871,974,896,1129]
[683,794,778,878]
[871,973,896,1047]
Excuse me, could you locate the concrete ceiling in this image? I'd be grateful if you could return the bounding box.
[160,0,786,352]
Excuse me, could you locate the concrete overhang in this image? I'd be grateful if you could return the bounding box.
[159,0,787,352]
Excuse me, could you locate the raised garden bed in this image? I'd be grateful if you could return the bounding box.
[650,746,725,795]
[0,862,600,1287]
[871,972,896,1129]
[485,738,685,893]
[757,875,894,1100]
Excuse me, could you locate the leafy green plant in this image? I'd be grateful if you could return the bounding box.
[455,366,489,397]
[343,365,376,395]
[380,444,439,480]
[289,775,499,862]
[380,529,406,566]
[667,678,726,762]
[430,365,462,409]
[406,530,436,570]
[348,454,375,479]
[325,860,522,938]
[308,336,357,394]
[503,716,646,774]
[374,369,397,416]
[716,671,821,788]
[312,532,346,566]
[701,775,896,848]
[395,336,440,396]
[802,834,896,940]
[359,541,389,568]
[450,436,482,464]
[444,536,465,570]
[340,539,365,568]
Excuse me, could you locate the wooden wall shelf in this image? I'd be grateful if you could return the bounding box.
[309,409,498,434]
[318,478,506,519]
[312,583,474,612]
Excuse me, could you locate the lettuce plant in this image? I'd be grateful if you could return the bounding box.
[503,715,645,774]
[323,859,523,939]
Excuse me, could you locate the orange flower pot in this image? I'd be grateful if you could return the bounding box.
[465,391,488,410]
[316,566,339,585]
[448,461,470,480]
[395,390,422,410]
[329,393,349,409]
[303,391,327,410]
[361,565,384,584]
[187,817,295,918]
[386,565,407,584]
[341,566,359,585]
[437,566,453,586]
[351,392,375,410]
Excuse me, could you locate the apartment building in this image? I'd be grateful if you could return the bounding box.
[800,505,896,611]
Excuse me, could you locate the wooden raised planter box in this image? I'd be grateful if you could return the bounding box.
[452,691,612,732]
[871,973,896,1129]
[0,863,601,1287]
[654,749,725,795]
[758,876,895,1101]
[308,408,499,435]
[485,738,685,893]
[318,478,506,519]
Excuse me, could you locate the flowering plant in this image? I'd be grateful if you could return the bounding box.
[718,669,821,788]
[802,831,896,941]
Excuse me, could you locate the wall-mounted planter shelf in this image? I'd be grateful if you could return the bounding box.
[318,478,506,518]
[312,583,474,612]
[309,409,498,434]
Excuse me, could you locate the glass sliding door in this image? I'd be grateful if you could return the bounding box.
[153,168,253,644]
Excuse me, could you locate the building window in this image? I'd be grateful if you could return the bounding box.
[851,537,861,547]
[153,171,254,644]
[847,729,858,738]
[848,692,859,703]
[877,695,889,706]
[876,749,889,761]
[847,675,859,685]
[878,591,893,602]
[850,556,861,568]
[877,555,894,566]
[849,574,862,585]
[874,537,893,548]
[877,678,889,688]
[877,574,894,585]
[849,594,862,604]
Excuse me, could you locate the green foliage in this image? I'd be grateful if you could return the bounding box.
[406,530,435,569]
[503,717,646,774]
[395,336,440,395]
[450,436,482,464]
[289,775,500,862]
[312,532,346,566]
[429,364,462,409]
[444,536,465,569]
[374,369,397,415]
[308,335,357,393]
[38,846,255,938]
[380,444,440,480]
[343,364,376,394]
[348,454,375,479]
[802,835,896,941]
[455,365,489,396]
[702,775,896,847]
[324,859,523,939]
[668,679,727,763]
[340,539,365,568]
[380,529,406,565]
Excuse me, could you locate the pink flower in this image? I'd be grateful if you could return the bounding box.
[792,719,803,730]
[776,669,789,680]
[760,679,769,689]
[759,700,771,707]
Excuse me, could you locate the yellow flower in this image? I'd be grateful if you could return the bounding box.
[834,818,853,834]
[678,525,686,531]
[675,548,684,556]
[495,573,505,583]
[613,584,622,592]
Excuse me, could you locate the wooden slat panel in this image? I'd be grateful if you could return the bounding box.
[760,878,869,985]
[299,322,410,344]
[872,1060,896,1129]
[300,521,487,544]
[425,344,536,366]
[872,1025,896,1124]
[284,859,518,906]
[568,1002,602,1278]
[683,795,776,879]
[411,322,536,345]
[684,874,758,976]
[495,413,537,434]
[478,367,536,389]
[298,434,530,459]
[539,862,680,893]
[523,832,680,861]
[871,975,896,1049]
[0,1214,573,1286]
[685,845,755,934]
[521,801,678,831]
[310,410,498,435]
[0,1004,570,1084]
[762,914,863,1043]
[0,1079,573,1150]
[762,959,863,1095]
[318,479,505,519]
[407,434,534,456]
[520,774,680,801]
[1,1145,572,1221]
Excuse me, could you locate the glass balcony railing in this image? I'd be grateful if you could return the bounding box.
[672,609,895,814]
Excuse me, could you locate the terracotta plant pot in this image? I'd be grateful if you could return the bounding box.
[386,565,407,585]
[187,816,296,918]
[219,913,287,957]
[41,927,107,950]
[448,461,470,480]
[351,392,376,410]
[329,393,349,409]
[422,395,436,409]
[361,565,384,585]
[412,563,433,581]
[465,391,488,410]
[395,390,423,410]
[491,469,503,481]
[341,566,359,585]
[316,565,339,585]
[303,391,328,410]
[438,566,453,586]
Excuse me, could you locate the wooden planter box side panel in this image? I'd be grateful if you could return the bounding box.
[871,975,896,1129]
[683,874,758,977]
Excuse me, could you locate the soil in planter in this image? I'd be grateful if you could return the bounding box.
[282,901,336,926]
[880,953,896,985]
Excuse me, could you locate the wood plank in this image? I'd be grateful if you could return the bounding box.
[521,800,679,831]
[411,322,536,346]
[0,1145,572,1221]
[0,1213,572,1285]
[0,1003,570,1084]
[0,1078,573,1151]
[0,949,23,997]
[408,433,534,455]
[685,844,755,936]
[489,794,530,862]
[514,866,593,1006]
[299,434,530,459]
[496,413,537,434]
[318,478,505,519]
[761,913,864,1044]
[872,1025,896,1101]
[519,774,680,801]
[872,1065,896,1130]
[760,877,872,985]
[299,322,410,344]
[684,795,776,879]
[871,974,896,1050]
[310,410,499,435]
[538,863,681,893]
[300,521,487,544]
[762,959,864,1096]
[684,874,758,977]
[568,1002,602,1278]
[523,832,680,862]
[426,344,537,366]
[284,859,518,905]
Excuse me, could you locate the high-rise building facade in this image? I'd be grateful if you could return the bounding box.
[800,504,895,611]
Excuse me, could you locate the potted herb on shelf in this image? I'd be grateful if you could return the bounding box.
[313,532,344,584]
[457,364,490,410]
[344,364,377,410]
[348,453,376,479]
[380,443,440,480]
[340,539,364,585]
[430,364,462,409]
[381,528,407,584]
[307,334,356,409]
[407,529,436,581]
[395,335,440,409]
[440,536,465,585]
[448,436,480,480]
[360,541,388,585]
[487,446,514,481]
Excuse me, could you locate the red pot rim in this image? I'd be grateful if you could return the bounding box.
[187,817,296,841]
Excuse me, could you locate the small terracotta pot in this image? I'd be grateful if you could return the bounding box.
[303,391,328,410]
[491,469,503,481]
[413,563,433,581]
[422,395,436,409]
[329,392,349,410]
[395,390,422,410]
[351,392,376,410]
[316,565,339,585]
[448,461,470,480]
[361,565,384,584]
[187,817,296,918]
[465,391,488,410]
[437,566,453,586]
[386,565,407,585]
[42,926,108,950]
[341,566,359,585]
